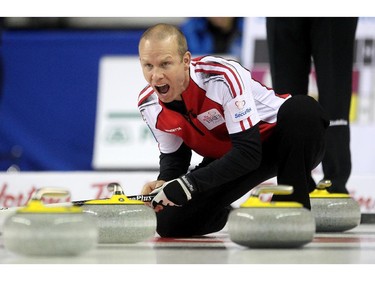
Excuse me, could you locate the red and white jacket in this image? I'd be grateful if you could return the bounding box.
[138,56,290,160]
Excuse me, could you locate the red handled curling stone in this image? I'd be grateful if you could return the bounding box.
[310,180,361,232]
[228,185,315,248]
[2,188,98,256]
[79,182,157,244]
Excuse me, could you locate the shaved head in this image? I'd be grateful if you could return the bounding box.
[139,23,188,59]
[138,23,192,103]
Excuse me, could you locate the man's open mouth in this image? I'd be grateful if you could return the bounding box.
[155,84,170,94]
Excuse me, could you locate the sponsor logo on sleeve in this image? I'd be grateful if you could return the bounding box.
[228,96,252,122]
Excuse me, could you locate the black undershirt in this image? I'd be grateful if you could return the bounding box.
[159,100,262,192]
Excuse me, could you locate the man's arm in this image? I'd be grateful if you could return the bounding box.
[157,142,192,181]
[187,124,262,191]
[150,125,262,209]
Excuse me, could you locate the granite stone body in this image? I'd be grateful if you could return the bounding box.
[228,207,316,248]
[81,204,156,244]
[3,212,98,256]
[310,197,361,232]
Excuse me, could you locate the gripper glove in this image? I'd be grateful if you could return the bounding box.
[151,175,197,208]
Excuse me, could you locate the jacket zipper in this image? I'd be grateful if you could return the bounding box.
[181,96,204,136]
[184,111,204,136]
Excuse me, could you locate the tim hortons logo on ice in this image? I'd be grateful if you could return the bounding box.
[0,182,114,208]
[0,184,38,207]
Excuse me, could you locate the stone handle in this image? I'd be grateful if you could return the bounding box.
[32,188,70,200]
[251,185,293,197]
[316,180,332,190]
[106,182,125,195]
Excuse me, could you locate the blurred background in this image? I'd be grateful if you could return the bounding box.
[1,17,374,173]
[1,17,185,30]
[0,17,185,172]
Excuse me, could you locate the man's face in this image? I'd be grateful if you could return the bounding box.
[139,36,191,103]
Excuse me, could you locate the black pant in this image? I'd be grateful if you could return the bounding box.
[266,17,358,193]
[156,95,329,237]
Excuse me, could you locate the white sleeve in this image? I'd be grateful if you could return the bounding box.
[204,60,261,135]
[140,104,183,154]
[250,78,289,124]
[153,129,184,154]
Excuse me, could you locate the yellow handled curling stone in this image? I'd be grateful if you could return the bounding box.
[2,188,98,256]
[77,182,157,244]
[310,180,361,232]
[228,185,315,248]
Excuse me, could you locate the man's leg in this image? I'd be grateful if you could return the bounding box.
[266,17,311,96]
[271,95,329,209]
[311,17,358,193]
[155,96,328,237]
[155,151,279,237]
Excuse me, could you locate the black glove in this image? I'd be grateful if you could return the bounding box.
[151,175,197,208]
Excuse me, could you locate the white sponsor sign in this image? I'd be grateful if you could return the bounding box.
[0,172,374,213]
[0,171,158,207]
[92,56,159,169]
[92,56,202,169]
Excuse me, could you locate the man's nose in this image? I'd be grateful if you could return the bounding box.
[151,68,164,82]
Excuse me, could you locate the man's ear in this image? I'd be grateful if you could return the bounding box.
[183,51,191,67]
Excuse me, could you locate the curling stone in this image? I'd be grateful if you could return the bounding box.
[78,182,157,244]
[228,185,315,248]
[1,206,21,235]
[2,188,98,256]
[310,180,361,232]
